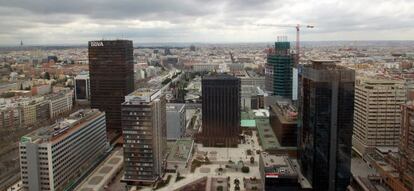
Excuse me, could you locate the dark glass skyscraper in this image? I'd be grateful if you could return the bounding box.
[265,41,294,98]
[298,60,355,191]
[198,74,240,147]
[89,40,134,131]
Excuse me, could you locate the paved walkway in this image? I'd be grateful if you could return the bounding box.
[75,148,124,191]
[157,131,263,191]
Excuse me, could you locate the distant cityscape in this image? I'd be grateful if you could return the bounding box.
[0,36,414,191]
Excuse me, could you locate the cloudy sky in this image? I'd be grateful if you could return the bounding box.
[0,0,413,45]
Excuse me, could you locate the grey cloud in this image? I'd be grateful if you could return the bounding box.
[0,0,217,22]
[0,0,413,45]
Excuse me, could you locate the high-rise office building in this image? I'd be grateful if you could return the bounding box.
[89,40,134,131]
[353,76,405,155]
[74,71,90,103]
[121,89,166,185]
[198,74,240,147]
[298,60,355,191]
[19,109,108,191]
[265,40,294,98]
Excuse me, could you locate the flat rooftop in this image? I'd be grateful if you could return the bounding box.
[271,100,298,124]
[20,109,102,144]
[351,158,378,178]
[241,119,256,128]
[124,88,161,103]
[256,118,281,150]
[242,110,295,151]
[261,153,297,177]
[203,73,238,80]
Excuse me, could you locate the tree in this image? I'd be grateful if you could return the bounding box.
[241,166,250,173]
[44,72,50,80]
[250,156,255,164]
[235,184,240,191]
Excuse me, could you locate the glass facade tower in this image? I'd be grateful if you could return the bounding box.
[198,74,241,147]
[88,40,134,131]
[298,60,355,191]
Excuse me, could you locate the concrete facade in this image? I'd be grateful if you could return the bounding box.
[48,89,73,119]
[122,89,167,185]
[19,109,108,191]
[353,76,405,155]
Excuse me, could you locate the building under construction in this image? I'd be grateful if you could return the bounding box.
[265,38,294,98]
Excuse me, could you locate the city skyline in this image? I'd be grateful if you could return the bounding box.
[2,1,414,189]
[1,0,414,45]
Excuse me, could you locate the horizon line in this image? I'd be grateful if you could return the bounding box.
[2,40,414,48]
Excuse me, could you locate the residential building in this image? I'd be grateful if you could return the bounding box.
[122,89,167,185]
[166,103,186,140]
[35,100,50,122]
[192,64,219,72]
[21,102,37,126]
[31,84,51,96]
[298,60,355,191]
[19,109,108,191]
[89,40,134,131]
[353,76,405,155]
[0,105,22,129]
[229,63,244,73]
[198,74,241,147]
[48,89,73,119]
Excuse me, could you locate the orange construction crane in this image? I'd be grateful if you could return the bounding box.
[257,24,314,62]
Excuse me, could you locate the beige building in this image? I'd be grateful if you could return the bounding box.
[353,76,405,155]
[21,97,51,126]
[48,89,73,119]
[21,103,36,126]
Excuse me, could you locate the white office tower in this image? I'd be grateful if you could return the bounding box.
[19,109,108,191]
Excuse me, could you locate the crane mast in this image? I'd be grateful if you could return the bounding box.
[257,24,314,63]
